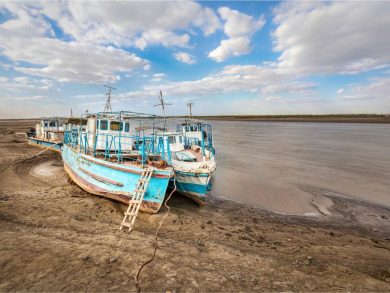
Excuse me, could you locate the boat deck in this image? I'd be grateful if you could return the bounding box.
[173,149,206,162]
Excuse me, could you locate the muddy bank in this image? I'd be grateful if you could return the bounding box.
[0,121,389,292]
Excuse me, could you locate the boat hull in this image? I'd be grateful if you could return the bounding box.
[62,145,173,213]
[170,170,212,205]
[27,137,62,153]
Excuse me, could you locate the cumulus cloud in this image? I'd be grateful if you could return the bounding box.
[0,3,148,83]
[2,37,148,83]
[0,1,221,83]
[174,52,197,64]
[37,1,221,48]
[135,30,190,50]
[209,7,265,62]
[273,1,390,74]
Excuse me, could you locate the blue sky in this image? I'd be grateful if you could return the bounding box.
[0,1,389,118]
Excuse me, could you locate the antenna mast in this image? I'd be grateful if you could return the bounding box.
[103,84,117,114]
[187,102,194,119]
[154,90,171,129]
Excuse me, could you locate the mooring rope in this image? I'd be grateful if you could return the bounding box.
[7,141,61,169]
[135,176,177,293]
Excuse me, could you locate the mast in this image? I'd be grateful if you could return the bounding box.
[103,84,117,114]
[187,102,193,119]
[154,90,171,130]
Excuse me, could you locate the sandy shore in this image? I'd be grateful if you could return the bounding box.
[0,121,389,292]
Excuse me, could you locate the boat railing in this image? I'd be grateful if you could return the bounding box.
[64,130,173,165]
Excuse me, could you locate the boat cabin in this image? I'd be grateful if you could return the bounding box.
[84,116,132,151]
[155,131,185,152]
[35,118,65,141]
[177,121,214,154]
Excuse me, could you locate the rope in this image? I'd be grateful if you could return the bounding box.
[6,141,62,169]
[135,177,176,293]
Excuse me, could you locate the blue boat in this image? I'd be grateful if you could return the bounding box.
[62,111,175,213]
[150,119,216,205]
[27,118,65,153]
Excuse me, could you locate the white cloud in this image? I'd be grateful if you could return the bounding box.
[123,64,316,98]
[337,88,344,94]
[209,37,251,63]
[340,77,390,102]
[0,3,148,83]
[0,75,54,92]
[174,52,196,65]
[5,37,148,83]
[209,7,265,62]
[273,1,390,74]
[36,1,220,49]
[0,1,221,83]
[265,96,282,102]
[151,73,167,82]
[135,29,190,50]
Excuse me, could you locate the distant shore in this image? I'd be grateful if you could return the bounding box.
[1,114,390,124]
[194,114,390,124]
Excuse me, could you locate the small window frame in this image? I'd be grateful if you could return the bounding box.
[100,120,108,130]
[110,121,121,131]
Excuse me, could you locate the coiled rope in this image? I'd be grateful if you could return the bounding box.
[135,177,176,293]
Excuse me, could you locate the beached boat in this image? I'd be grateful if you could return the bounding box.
[27,117,65,152]
[62,111,175,213]
[151,119,216,205]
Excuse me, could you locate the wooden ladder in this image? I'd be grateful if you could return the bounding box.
[120,166,154,232]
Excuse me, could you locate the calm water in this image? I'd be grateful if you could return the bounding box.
[210,121,390,214]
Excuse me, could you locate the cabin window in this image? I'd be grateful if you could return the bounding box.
[125,122,130,132]
[50,121,56,127]
[100,120,108,130]
[179,136,182,143]
[168,136,175,144]
[96,120,99,129]
[44,121,48,127]
[110,121,120,131]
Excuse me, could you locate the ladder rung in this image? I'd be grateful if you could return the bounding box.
[134,189,146,193]
[129,199,142,204]
[120,221,131,227]
[124,211,136,216]
[120,167,154,233]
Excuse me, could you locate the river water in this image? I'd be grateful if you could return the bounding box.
[210,121,390,215]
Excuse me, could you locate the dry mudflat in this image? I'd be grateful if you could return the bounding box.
[0,120,389,292]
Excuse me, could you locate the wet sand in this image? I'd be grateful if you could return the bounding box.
[212,121,390,215]
[0,120,390,292]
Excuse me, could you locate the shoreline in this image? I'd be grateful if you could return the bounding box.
[0,121,389,291]
[196,115,390,124]
[1,114,390,124]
